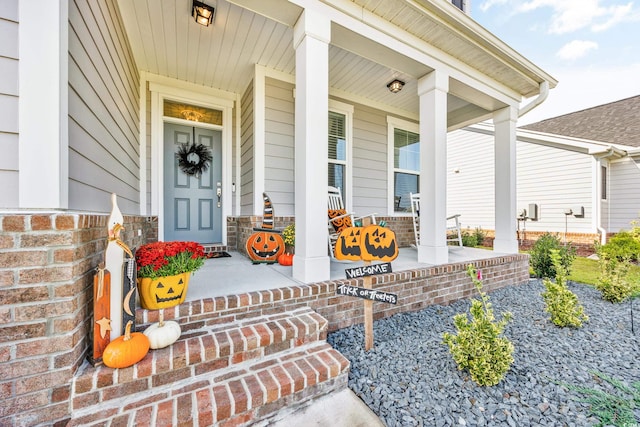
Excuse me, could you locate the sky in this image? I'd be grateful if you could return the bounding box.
[470,0,640,125]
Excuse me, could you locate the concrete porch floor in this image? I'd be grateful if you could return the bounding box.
[186,246,506,301]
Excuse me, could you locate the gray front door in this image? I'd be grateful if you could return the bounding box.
[163,123,222,243]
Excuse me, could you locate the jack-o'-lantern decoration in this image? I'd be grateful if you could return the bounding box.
[335,227,362,261]
[360,225,398,262]
[137,272,190,310]
[246,231,285,263]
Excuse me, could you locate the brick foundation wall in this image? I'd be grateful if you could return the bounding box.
[516,230,601,256]
[0,212,157,426]
[137,254,529,333]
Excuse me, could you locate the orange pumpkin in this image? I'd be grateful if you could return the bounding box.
[360,225,398,262]
[335,227,363,261]
[278,252,294,266]
[103,321,150,369]
[246,231,285,263]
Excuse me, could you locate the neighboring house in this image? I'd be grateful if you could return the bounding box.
[0,0,555,425]
[447,95,640,249]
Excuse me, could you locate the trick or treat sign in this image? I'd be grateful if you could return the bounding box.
[336,282,397,305]
[335,219,398,351]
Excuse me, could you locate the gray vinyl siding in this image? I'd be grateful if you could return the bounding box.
[447,127,595,234]
[447,129,495,231]
[264,78,294,215]
[68,0,140,213]
[240,81,254,215]
[609,158,640,231]
[352,105,389,215]
[516,141,593,233]
[0,1,18,207]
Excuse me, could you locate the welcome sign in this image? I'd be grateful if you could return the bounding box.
[344,262,392,279]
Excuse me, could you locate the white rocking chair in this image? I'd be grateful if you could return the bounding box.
[409,192,463,247]
[327,186,376,259]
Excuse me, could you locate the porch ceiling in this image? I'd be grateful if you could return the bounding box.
[117,0,555,127]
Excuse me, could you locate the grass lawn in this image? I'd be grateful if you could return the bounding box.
[523,252,640,290]
[562,256,640,296]
[567,256,601,285]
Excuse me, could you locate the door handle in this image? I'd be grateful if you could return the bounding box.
[216,188,221,207]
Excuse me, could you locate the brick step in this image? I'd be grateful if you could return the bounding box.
[69,307,350,426]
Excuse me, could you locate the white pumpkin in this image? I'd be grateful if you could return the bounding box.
[143,312,181,349]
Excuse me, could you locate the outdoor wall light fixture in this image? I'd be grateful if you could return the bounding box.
[192,1,215,26]
[387,79,405,93]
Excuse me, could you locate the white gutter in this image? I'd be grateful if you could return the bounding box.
[518,81,549,118]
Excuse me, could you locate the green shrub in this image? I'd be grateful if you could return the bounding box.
[595,243,635,303]
[598,231,640,262]
[541,250,588,327]
[460,227,486,247]
[529,233,576,279]
[473,227,487,247]
[461,230,478,247]
[442,264,514,386]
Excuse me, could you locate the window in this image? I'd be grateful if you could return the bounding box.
[328,111,346,196]
[388,117,420,213]
[328,101,353,204]
[451,0,464,11]
[601,165,607,200]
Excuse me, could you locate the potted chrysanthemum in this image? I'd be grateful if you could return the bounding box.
[135,241,206,309]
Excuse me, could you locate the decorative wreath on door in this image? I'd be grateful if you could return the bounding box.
[176,143,213,177]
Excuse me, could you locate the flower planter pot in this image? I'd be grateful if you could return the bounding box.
[137,272,190,310]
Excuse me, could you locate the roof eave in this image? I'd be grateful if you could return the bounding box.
[409,0,558,95]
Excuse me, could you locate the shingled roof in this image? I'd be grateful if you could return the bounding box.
[520,95,640,148]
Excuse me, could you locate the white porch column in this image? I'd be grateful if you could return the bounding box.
[292,10,331,283]
[493,106,519,253]
[19,0,69,209]
[417,71,449,264]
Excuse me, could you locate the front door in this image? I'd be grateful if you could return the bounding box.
[163,123,222,243]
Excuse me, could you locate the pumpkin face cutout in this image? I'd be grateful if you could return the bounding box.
[360,225,398,262]
[246,231,285,263]
[335,227,362,261]
[138,272,190,310]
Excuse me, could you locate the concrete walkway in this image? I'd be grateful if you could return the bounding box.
[269,389,385,427]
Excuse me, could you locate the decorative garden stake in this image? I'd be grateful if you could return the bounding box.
[105,193,132,339]
[90,262,111,365]
[334,218,399,350]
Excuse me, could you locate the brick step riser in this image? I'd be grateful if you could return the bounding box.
[69,308,348,426]
[69,343,349,426]
[72,308,328,409]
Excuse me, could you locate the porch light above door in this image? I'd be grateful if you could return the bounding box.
[387,79,405,93]
[192,1,215,26]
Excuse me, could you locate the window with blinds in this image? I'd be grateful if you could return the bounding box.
[394,128,420,212]
[328,111,347,197]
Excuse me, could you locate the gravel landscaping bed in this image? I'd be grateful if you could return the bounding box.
[328,279,640,426]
